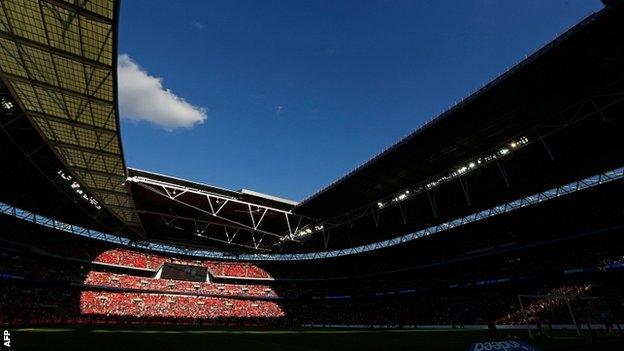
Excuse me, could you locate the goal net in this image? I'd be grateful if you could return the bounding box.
[516,293,615,338]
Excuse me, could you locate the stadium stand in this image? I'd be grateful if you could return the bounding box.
[2,207,624,327]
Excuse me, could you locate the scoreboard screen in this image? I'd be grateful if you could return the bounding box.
[160,263,208,282]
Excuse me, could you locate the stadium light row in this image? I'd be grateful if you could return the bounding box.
[289,135,531,242]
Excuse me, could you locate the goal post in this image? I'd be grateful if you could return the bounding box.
[517,294,615,339]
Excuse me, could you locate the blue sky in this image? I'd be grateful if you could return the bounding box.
[117,0,603,202]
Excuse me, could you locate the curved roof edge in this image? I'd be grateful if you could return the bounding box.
[0,0,142,234]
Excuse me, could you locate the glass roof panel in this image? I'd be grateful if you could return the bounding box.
[80,15,112,65]
[0,0,141,229]
[20,45,58,85]
[41,2,82,56]
[3,0,47,45]
[0,38,27,77]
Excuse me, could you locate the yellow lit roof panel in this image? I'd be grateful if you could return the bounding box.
[0,0,141,230]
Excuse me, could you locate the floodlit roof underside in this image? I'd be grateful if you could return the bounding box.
[0,0,140,227]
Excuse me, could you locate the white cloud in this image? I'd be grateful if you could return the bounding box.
[117,54,207,130]
[275,105,284,115]
[192,21,205,30]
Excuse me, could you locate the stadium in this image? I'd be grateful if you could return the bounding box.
[0,0,623,350]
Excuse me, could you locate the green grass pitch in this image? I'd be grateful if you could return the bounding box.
[7,326,624,351]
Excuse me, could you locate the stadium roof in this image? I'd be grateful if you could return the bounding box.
[126,168,313,252]
[3,165,621,261]
[295,1,624,220]
[0,0,141,232]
